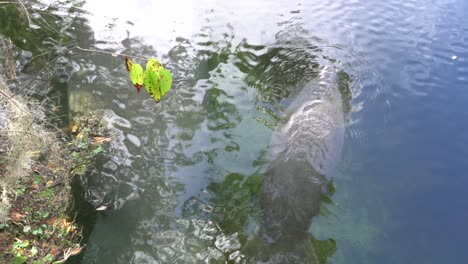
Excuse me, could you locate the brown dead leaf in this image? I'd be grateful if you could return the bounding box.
[92,136,111,144]
[47,178,63,187]
[46,161,57,170]
[42,242,51,248]
[10,210,27,223]
[47,217,57,226]
[68,246,84,256]
[54,245,86,263]
[50,248,61,257]
[53,193,63,203]
[59,219,69,228]
[0,232,12,254]
[59,218,77,233]
[71,124,79,134]
[46,180,55,187]
[32,164,44,174]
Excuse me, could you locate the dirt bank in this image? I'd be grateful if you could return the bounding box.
[0,75,109,263]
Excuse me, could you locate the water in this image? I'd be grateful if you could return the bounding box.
[2,0,468,263]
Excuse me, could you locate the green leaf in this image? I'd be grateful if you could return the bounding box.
[125,57,173,102]
[23,225,31,233]
[13,240,29,249]
[43,254,54,263]
[30,246,38,256]
[146,58,161,72]
[12,255,28,264]
[144,67,161,102]
[143,58,172,102]
[92,145,103,155]
[42,212,50,219]
[32,228,43,236]
[129,63,144,91]
[160,67,173,97]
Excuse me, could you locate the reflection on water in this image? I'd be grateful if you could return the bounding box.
[0,1,381,263]
[2,0,468,263]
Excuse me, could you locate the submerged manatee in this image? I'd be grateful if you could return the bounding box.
[243,66,345,263]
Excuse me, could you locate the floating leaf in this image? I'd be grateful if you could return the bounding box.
[125,56,173,102]
[144,71,160,102]
[146,57,161,72]
[144,66,161,102]
[125,56,144,92]
[129,63,144,92]
[159,67,173,97]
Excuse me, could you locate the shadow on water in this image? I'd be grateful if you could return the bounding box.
[0,0,96,127]
[202,42,354,261]
[182,22,356,262]
[1,1,371,263]
[206,171,339,264]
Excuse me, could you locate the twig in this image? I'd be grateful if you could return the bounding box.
[0,90,33,116]
[0,1,18,5]
[35,15,62,36]
[0,130,42,135]
[16,0,31,26]
[1,87,68,138]
[29,50,53,62]
[73,46,150,61]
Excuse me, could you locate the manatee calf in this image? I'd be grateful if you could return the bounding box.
[243,66,345,263]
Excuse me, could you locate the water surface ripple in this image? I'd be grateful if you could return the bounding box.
[3,0,468,263]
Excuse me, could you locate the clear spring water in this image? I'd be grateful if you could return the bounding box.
[2,0,468,263]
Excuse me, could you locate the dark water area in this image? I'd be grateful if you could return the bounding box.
[1,0,468,263]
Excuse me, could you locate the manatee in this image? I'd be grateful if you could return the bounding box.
[243,66,345,263]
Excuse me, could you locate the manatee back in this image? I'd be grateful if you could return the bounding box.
[268,66,345,177]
